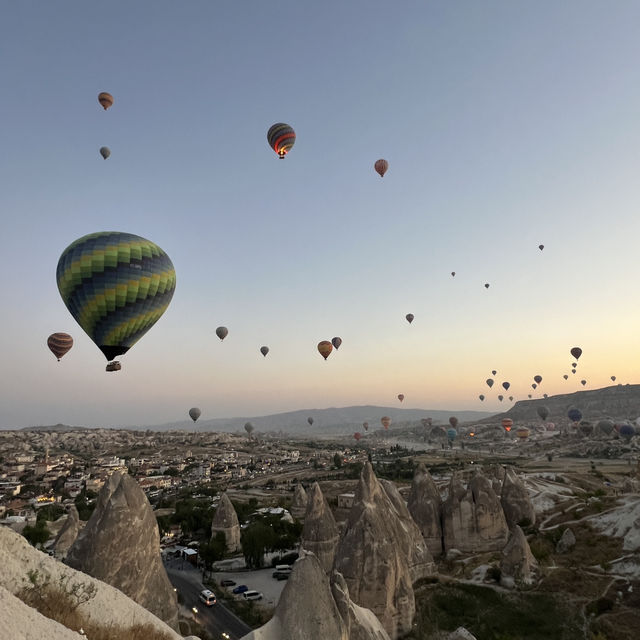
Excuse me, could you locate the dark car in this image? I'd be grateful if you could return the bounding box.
[232,584,249,594]
[274,572,289,581]
[220,579,236,587]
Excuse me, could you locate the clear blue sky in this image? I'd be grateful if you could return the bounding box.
[2,1,640,428]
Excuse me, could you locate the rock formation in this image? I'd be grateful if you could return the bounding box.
[0,526,182,639]
[291,483,308,520]
[239,551,390,640]
[300,482,339,573]
[66,471,178,629]
[52,505,80,558]
[556,527,576,554]
[407,463,443,557]
[379,479,435,582]
[211,491,241,553]
[500,468,535,527]
[333,462,426,639]
[442,471,509,553]
[500,525,538,587]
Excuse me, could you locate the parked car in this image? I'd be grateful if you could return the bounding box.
[243,590,263,601]
[274,572,289,581]
[198,589,217,606]
[232,585,249,594]
[220,579,236,587]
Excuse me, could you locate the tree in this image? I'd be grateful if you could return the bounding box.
[241,521,276,569]
[200,532,227,578]
[22,521,50,547]
[333,453,343,469]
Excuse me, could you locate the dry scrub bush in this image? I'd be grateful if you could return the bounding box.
[17,570,174,640]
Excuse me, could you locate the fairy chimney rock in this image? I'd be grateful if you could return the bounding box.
[301,482,339,573]
[442,471,509,554]
[291,483,309,520]
[407,463,443,557]
[500,525,538,587]
[211,492,241,553]
[52,504,80,558]
[500,468,535,527]
[66,470,178,629]
[332,462,420,639]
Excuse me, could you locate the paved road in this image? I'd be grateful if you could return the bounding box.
[166,565,251,640]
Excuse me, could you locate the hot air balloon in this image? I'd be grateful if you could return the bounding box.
[572,362,577,368]
[189,407,201,422]
[317,341,333,360]
[446,428,457,441]
[267,123,295,158]
[570,347,582,360]
[47,333,73,361]
[363,421,369,431]
[516,427,530,440]
[244,422,255,436]
[484,283,490,289]
[479,394,485,401]
[563,374,569,380]
[498,395,504,402]
[381,416,391,430]
[374,159,388,177]
[528,394,532,398]
[492,370,497,376]
[486,379,494,388]
[502,418,513,432]
[98,92,113,110]
[331,337,342,350]
[611,376,616,382]
[353,432,362,441]
[56,232,176,370]
[397,394,404,402]
[451,272,456,277]
[406,313,414,324]
[538,244,544,251]
[260,346,269,357]
[449,416,458,428]
[502,382,510,391]
[568,408,582,424]
[571,368,576,374]
[597,419,614,435]
[534,375,542,384]
[509,396,514,401]
[216,326,228,341]
[543,393,548,398]
[537,406,549,421]
[99,147,110,160]
[619,423,635,440]
[307,417,314,426]
[532,383,537,390]
[581,379,587,386]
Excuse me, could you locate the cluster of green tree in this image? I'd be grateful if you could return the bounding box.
[36,504,66,522]
[161,497,214,538]
[240,513,303,569]
[374,457,417,481]
[22,520,51,547]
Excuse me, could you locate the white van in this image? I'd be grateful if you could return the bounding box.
[243,590,263,601]
[198,589,217,606]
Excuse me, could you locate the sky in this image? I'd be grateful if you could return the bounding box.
[1,1,640,429]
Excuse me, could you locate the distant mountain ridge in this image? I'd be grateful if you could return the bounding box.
[140,405,494,435]
[477,384,640,425]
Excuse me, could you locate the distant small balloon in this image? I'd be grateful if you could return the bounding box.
[215,326,228,341]
[570,347,582,360]
[502,382,510,391]
[189,407,201,422]
[99,146,110,160]
[451,272,456,277]
[374,158,388,177]
[533,375,542,384]
[317,340,333,360]
[267,122,295,158]
[611,376,616,381]
[502,418,513,432]
[581,379,587,386]
[449,416,458,428]
[307,417,314,426]
[537,406,549,421]
[98,92,114,110]
[486,378,494,388]
[528,394,532,398]
[532,383,537,390]
[572,362,577,368]
[563,374,569,380]
[381,416,391,430]
[397,394,404,402]
[331,337,342,350]
[568,408,582,423]
[260,346,269,357]
[406,313,414,324]
[244,421,255,435]
[498,395,504,402]
[538,244,544,251]
[491,370,497,376]
[543,393,548,398]
[509,396,513,401]
[354,432,362,441]
[47,332,73,361]
[484,283,490,289]
[479,394,485,401]
[363,421,369,431]
[571,369,576,374]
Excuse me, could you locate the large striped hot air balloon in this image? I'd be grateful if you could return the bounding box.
[267,123,296,158]
[47,333,73,361]
[56,232,176,370]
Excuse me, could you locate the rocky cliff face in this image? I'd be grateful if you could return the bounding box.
[332,463,420,639]
[300,482,339,573]
[500,525,538,587]
[211,492,241,553]
[291,484,308,520]
[0,526,182,639]
[239,551,390,640]
[500,468,536,527]
[407,463,443,556]
[66,471,178,629]
[52,505,80,558]
[379,479,435,582]
[442,471,509,553]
